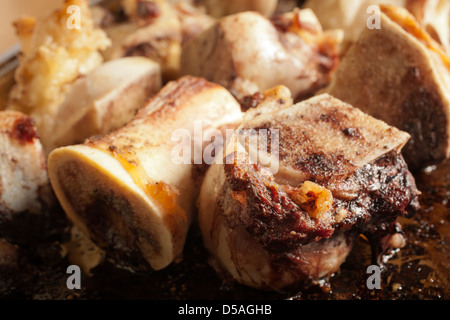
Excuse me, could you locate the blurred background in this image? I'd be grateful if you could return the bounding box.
[0,0,62,54]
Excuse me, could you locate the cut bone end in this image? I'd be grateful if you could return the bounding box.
[48,145,177,271]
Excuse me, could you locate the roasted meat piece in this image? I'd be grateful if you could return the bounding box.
[324,5,450,171]
[197,89,420,291]
[48,76,243,271]
[181,8,342,102]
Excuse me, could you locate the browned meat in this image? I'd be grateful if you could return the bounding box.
[198,89,420,291]
[223,149,419,253]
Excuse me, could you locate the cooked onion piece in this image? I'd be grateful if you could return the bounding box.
[198,90,420,291]
[181,9,342,102]
[325,5,450,171]
[48,76,243,271]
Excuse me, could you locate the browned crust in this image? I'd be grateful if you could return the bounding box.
[223,149,419,253]
[0,110,39,144]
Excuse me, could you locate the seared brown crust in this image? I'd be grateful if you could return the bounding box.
[7,117,38,145]
[223,152,330,249]
[223,150,419,254]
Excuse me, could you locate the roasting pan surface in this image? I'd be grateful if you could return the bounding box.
[0,0,448,300]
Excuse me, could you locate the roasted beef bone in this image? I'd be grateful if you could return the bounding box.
[197,90,420,291]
